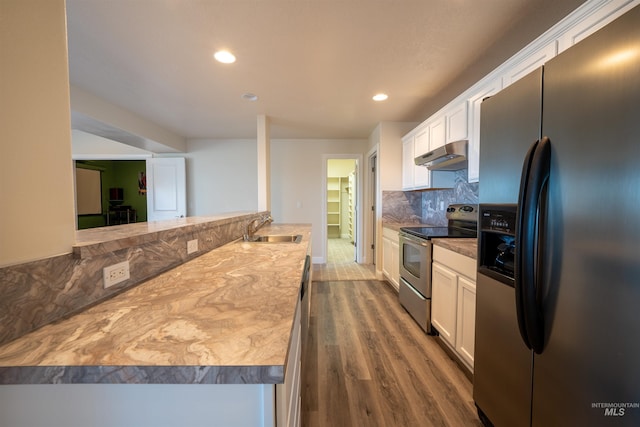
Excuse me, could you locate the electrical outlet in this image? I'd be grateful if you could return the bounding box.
[103,261,130,288]
[187,239,198,254]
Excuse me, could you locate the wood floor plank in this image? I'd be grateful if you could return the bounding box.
[302,280,482,427]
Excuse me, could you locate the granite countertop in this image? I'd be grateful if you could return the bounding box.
[432,238,478,259]
[383,222,477,259]
[0,224,311,385]
[382,222,436,232]
[72,211,257,259]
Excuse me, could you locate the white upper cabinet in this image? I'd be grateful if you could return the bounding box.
[402,136,416,190]
[401,0,638,187]
[413,128,430,188]
[402,130,430,190]
[428,115,446,150]
[402,114,458,190]
[556,0,637,53]
[467,78,501,183]
[501,41,557,89]
[414,127,429,155]
[445,101,468,143]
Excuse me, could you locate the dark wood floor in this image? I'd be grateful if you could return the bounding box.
[301,280,482,427]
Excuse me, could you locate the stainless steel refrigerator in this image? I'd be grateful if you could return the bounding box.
[474,5,640,426]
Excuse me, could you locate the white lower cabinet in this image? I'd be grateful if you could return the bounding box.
[431,245,477,372]
[382,227,400,290]
[276,300,302,427]
[455,275,476,368]
[431,263,458,345]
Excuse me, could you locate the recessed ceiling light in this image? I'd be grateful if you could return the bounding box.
[372,93,388,101]
[241,93,258,101]
[214,50,236,64]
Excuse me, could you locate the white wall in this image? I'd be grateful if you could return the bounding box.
[71,86,186,153]
[327,159,356,177]
[366,122,417,272]
[377,122,416,192]
[72,130,152,158]
[0,0,76,267]
[270,139,368,261]
[184,139,258,216]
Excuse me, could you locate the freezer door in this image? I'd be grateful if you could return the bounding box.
[478,68,542,204]
[474,273,533,427]
[534,5,640,426]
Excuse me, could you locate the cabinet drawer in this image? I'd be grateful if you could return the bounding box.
[382,227,399,242]
[433,246,476,280]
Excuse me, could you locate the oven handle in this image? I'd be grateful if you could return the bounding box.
[400,277,427,300]
[399,232,429,247]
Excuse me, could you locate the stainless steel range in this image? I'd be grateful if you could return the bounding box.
[398,204,478,334]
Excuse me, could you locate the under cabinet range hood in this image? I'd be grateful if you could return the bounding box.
[415,140,468,170]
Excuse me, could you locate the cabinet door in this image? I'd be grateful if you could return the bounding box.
[446,101,468,143]
[382,236,394,282]
[402,135,429,190]
[467,78,501,183]
[414,127,429,155]
[277,301,302,427]
[556,0,636,54]
[402,138,415,190]
[431,262,458,346]
[390,238,399,290]
[456,276,476,370]
[413,127,430,188]
[429,115,446,150]
[382,234,399,290]
[413,161,430,190]
[501,41,556,88]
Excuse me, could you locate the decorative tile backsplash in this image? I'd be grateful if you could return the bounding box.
[381,191,422,224]
[383,170,479,226]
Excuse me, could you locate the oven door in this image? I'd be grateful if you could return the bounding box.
[399,232,432,297]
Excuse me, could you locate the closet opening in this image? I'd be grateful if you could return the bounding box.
[326,158,358,264]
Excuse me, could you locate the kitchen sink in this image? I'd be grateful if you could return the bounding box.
[246,234,302,243]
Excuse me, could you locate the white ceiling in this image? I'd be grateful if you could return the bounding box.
[66,0,585,141]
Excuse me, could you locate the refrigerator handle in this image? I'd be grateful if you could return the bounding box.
[515,136,551,354]
[515,140,537,350]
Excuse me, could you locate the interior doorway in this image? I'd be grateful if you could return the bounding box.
[326,158,358,264]
[74,159,148,229]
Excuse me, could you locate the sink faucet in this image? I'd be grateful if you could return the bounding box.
[245,214,273,241]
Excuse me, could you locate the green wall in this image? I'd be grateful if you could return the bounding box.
[76,160,147,229]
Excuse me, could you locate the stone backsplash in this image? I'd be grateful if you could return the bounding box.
[383,170,479,226]
[0,212,267,347]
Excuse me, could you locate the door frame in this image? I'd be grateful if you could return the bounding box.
[321,154,364,264]
[365,147,378,266]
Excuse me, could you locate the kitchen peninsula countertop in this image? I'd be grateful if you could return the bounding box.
[73,211,256,259]
[0,224,311,385]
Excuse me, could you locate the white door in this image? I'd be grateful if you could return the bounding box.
[146,157,186,221]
